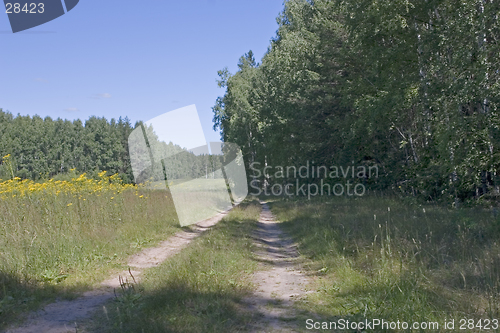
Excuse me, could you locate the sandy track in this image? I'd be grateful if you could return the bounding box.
[6,211,229,333]
[244,202,312,332]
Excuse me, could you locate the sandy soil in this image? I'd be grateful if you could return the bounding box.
[5,211,229,333]
[243,202,313,332]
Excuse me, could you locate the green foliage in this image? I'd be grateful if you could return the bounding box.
[0,110,136,183]
[213,0,500,205]
[130,123,224,185]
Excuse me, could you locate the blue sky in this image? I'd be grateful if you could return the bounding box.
[0,0,284,143]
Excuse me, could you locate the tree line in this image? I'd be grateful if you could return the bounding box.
[0,109,222,184]
[212,0,500,204]
[0,109,136,182]
[128,123,225,184]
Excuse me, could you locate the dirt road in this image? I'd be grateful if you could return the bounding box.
[244,202,313,332]
[8,202,314,332]
[6,211,228,333]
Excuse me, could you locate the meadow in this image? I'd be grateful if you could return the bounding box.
[0,169,181,329]
[89,194,500,333]
[88,200,261,333]
[269,196,500,332]
[2,163,500,333]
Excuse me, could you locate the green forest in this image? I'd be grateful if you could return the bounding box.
[0,110,224,184]
[2,0,500,206]
[0,109,137,182]
[213,0,500,206]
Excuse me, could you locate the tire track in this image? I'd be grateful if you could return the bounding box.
[244,202,313,332]
[6,211,229,333]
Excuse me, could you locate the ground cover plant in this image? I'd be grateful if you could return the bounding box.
[90,200,261,333]
[0,169,181,329]
[269,196,500,332]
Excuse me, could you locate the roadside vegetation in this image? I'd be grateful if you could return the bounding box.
[2,0,500,331]
[89,200,261,333]
[269,196,500,332]
[209,0,500,329]
[0,170,180,330]
[214,0,500,207]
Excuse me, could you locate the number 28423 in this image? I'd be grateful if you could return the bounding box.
[5,3,45,14]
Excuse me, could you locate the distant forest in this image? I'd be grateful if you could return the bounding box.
[0,109,223,184]
[0,109,136,182]
[213,0,500,205]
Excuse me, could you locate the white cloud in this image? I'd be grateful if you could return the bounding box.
[64,107,79,112]
[92,93,112,99]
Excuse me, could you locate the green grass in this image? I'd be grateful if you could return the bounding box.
[88,199,261,333]
[0,188,181,330]
[268,196,500,332]
[6,186,499,332]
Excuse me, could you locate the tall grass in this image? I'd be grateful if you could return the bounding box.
[90,200,261,333]
[0,172,180,329]
[270,196,500,332]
